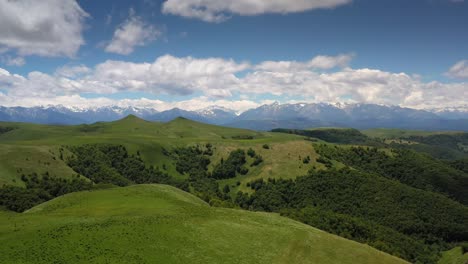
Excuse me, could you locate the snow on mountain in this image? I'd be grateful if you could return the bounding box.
[147,106,237,125]
[232,102,468,131]
[0,103,467,131]
[195,106,237,124]
[428,106,468,120]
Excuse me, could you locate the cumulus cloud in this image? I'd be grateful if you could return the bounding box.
[55,65,91,78]
[90,55,249,95]
[0,54,250,98]
[150,97,267,112]
[255,53,353,71]
[0,54,467,110]
[0,0,87,57]
[308,54,354,69]
[445,60,468,79]
[105,12,162,55]
[162,0,352,22]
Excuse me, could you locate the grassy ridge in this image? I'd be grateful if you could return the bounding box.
[437,247,468,264]
[363,128,463,138]
[1,117,467,263]
[0,117,320,189]
[363,128,468,160]
[0,185,407,264]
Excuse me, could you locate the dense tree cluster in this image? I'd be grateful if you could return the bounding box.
[235,168,468,263]
[448,158,468,174]
[190,178,224,202]
[173,145,211,175]
[0,173,92,212]
[0,126,15,134]
[382,133,468,160]
[170,145,233,203]
[315,144,468,204]
[281,207,437,263]
[231,135,254,140]
[251,155,263,167]
[247,148,256,157]
[212,149,248,179]
[316,156,332,168]
[271,128,376,144]
[67,144,174,186]
[405,133,468,151]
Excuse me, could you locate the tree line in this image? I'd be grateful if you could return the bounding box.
[0,173,92,212]
[234,168,468,264]
[314,144,468,205]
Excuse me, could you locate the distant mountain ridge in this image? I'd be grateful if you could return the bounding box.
[0,103,467,131]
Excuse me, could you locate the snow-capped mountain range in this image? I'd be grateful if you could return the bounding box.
[0,103,467,131]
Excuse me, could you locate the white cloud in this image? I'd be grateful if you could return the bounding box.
[105,12,162,55]
[55,65,91,78]
[0,93,264,113]
[1,56,25,66]
[0,54,467,111]
[162,0,351,22]
[162,0,352,22]
[0,0,87,57]
[0,54,249,98]
[308,54,354,69]
[90,54,249,95]
[255,53,353,71]
[0,68,10,76]
[445,60,468,79]
[150,97,266,112]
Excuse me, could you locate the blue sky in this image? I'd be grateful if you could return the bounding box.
[0,0,467,111]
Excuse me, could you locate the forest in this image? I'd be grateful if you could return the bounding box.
[271,128,375,144]
[0,173,92,212]
[234,169,468,263]
[0,126,15,134]
[314,144,468,204]
[1,139,467,263]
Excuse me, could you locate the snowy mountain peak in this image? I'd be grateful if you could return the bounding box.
[197,105,236,114]
[0,102,467,130]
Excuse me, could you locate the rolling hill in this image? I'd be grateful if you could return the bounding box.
[0,116,317,189]
[0,184,407,264]
[1,116,467,263]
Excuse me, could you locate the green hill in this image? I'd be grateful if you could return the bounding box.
[0,117,317,188]
[363,128,468,159]
[1,117,467,263]
[438,247,468,264]
[0,184,407,264]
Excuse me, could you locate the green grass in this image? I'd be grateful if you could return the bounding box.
[0,184,408,264]
[0,116,316,186]
[214,141,325,193]
[0,145,78,186]
[363,128,463,139]
[438,247,468,264]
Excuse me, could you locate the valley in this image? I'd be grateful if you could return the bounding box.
[0,116,467,263]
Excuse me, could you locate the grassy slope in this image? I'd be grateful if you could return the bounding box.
[363,128,462,138]
[438,247,468,264]
[0,116,323,187]
[0,184,407,264]
[363,128,468,159]
[0,145,77,186]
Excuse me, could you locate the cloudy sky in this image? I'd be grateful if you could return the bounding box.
[0,0,467,111]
